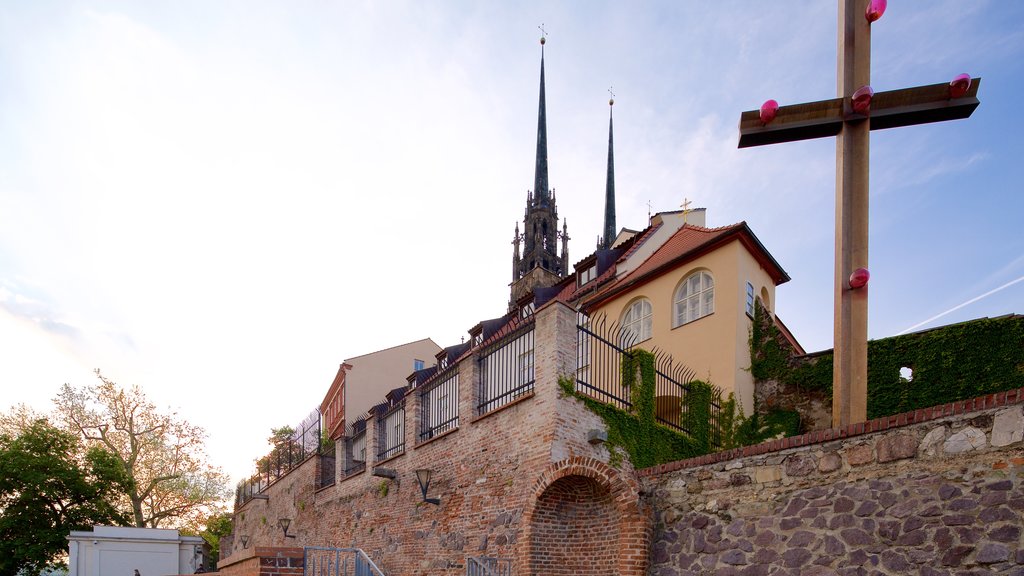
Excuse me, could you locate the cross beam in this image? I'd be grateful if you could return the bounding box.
[739,80,981,148]
[737,0,981,428]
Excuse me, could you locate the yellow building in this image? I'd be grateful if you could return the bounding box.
[574,210,795,416]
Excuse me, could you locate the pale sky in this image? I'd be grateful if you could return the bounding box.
[2,1,1022,485]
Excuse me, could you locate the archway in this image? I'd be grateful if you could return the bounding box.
[521,457,648,576]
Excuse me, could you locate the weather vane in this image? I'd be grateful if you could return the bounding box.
[538,24,547,44]
[608,86,615,106]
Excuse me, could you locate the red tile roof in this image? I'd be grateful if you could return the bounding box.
[581,222,789,311]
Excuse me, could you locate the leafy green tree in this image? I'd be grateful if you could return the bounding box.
[200,512,233,566]
[53,370,230,529]
[255,425,296,479]
[0,419,129,575]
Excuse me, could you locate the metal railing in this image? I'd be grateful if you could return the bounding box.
[575,314,636,410]
[317,451,336,490]
[466,557,512,576]
[575,315,722,449]
[344,426,367,477]
[652,347,701,433]
[304,547,386,576]
[477,320,535,415]
[236,408,325,508]
[420,366,459,441]
[375,402,405,461]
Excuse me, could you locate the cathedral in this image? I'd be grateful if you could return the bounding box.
[509,35,617,308]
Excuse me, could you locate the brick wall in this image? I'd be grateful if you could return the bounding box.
[217,547,303,576]
[222,301,650,576]
[641,389,1024,575]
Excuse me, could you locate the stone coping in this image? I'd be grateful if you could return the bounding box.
[638,387,1024,477]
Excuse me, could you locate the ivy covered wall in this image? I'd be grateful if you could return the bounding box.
[750,304,1024,420]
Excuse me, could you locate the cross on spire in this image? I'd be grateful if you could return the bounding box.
[737,0,981,428]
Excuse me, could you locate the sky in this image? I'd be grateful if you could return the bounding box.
[2,1,1022,486]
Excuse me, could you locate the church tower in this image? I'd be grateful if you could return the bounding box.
[511,33,569,307]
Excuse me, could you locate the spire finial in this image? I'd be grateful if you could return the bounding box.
[608,86,615,107]
[681,197,693,224]
[538,23,547,45]
[532,27,550,204]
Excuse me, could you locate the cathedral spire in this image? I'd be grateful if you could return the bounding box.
[533,32,550,204]
[601,90,616,250]
[509,28,568,308]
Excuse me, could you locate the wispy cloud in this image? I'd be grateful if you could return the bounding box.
[0,283,81,339]
[898,274,1024,334]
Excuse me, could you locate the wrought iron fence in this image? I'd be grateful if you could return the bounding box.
[575,314,636,410]
[651,348,699,431]
[304,547,386,576]
[316,438,336,490]
[477,319,535,415]
[345,419,367,477]
[235,408,325,508]
[420,366,459,441]
[466,556,512,576]
[574,315,723,450]
[375,402,405,461]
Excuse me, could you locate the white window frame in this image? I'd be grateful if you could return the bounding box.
[745,282,755,318]
[621,298,653,344]
[674,271,714,327]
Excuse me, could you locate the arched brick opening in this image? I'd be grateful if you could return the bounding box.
[521,457,649,576]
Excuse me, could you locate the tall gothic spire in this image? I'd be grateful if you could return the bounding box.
[533,35,550,204]
[602,92,616,250]
[510,29,567,307]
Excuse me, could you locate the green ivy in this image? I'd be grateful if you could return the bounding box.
[749,306,1024,419]
[559,348,715,469]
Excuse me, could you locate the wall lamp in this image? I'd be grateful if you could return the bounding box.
[415,469,441,506]
[239,535,250,549]
[278,518,297,539]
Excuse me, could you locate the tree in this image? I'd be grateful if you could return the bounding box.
[53,370,230,529]
[199,512,233,566]
[0,419,129,575]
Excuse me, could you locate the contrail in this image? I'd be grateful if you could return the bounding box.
[898,274,1024,335]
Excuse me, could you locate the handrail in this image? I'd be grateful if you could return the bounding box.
[304,547,386,576]
[466,556,511,576]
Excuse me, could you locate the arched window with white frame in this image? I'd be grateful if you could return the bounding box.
[674,271,714,327]
[621,298,653,344]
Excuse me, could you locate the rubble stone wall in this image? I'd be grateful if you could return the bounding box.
[641,390,1024,576]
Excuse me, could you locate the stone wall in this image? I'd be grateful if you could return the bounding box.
[641,389,1024,575]
[221,301,650,576]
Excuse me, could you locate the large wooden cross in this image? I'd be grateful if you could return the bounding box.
[737,0,981,428]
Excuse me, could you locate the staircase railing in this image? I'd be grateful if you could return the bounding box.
[466,556,512,576]
[304,547,386,576]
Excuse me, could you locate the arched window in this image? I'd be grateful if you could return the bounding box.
[760,287,771,314]
[674,271,714,327]
[621,298,653,344]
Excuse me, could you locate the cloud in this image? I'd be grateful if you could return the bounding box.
[0,283,81,339]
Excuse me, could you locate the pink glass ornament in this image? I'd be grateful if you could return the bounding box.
[849,268,870,289]
[949,73,972,99]
[865,0,887,22]
[851,86,873,114]
[760,99,779,125]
